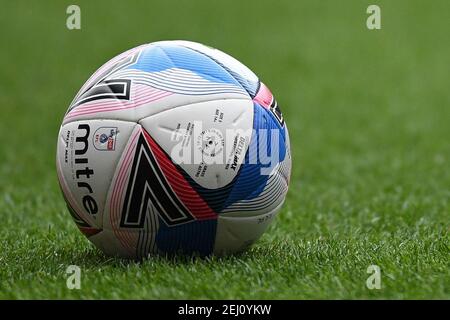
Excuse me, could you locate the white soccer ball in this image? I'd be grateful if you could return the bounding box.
[56,40,291,258]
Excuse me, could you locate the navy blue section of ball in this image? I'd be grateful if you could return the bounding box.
[155,218,217,255]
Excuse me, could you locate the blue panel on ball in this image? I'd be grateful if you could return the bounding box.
[155,218,217,255]
[178,102,287,212]
[181,45,260,97]
[127,44,241,86]
[221,102,287,207]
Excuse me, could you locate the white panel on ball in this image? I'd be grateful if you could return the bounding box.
[139,98,254,189]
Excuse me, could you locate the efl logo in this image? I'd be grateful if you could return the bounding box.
[93,127,118,151]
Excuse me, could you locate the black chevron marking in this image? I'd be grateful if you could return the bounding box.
[120,132,194,228]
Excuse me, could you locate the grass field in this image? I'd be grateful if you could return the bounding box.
[0,0,449,299]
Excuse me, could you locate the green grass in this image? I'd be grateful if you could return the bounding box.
[0,0,449,299]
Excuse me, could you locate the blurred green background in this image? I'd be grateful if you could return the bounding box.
[0,0,448,299]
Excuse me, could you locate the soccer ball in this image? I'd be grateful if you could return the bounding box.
[56,40,291,259]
